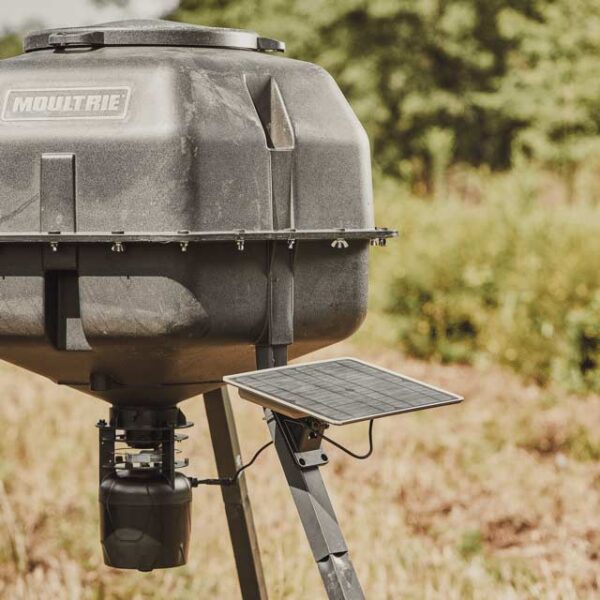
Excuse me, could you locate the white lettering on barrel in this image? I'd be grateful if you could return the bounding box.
[32,96,48,111]
[85,95,102,111]
[72,95,86,111]
[47,96,64,111]
[108,94,121,111]
[12,96,33,112]
[3,87,130,120]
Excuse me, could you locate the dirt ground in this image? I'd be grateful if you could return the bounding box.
[0,341,599,599]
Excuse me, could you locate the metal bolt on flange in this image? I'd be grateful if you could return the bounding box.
[331,238,349,250]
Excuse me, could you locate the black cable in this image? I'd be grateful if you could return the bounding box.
[322,419,374,460]
[190,440,274,487]
[228,440,273,482]
[191,418,374,487]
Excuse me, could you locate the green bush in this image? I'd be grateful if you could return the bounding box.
[0,34,21,59]
[379,181,600,392]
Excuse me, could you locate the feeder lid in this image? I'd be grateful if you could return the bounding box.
[24,19,285,53]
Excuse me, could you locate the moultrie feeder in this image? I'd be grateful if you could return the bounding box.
[0,19,461,599]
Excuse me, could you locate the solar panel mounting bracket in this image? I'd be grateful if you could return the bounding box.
[272,413,330,469]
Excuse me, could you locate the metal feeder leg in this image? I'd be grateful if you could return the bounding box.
[258,346,365,600]
[204,387,268,600]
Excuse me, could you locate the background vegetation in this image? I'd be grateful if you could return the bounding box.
[365,173,600,394]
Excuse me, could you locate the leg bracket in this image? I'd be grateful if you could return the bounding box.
[272,412,330,468]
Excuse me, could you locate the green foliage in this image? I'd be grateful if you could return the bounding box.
[561,296,600,391]
[91,0,129,5]
[378,177,600,392]
[458,529,483,560]
[496,1,600,171]
[0,34,22,60]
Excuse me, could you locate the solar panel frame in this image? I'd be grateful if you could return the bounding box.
[224,357,463,425]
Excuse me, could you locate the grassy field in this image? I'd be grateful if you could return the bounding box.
[0,337,599,599]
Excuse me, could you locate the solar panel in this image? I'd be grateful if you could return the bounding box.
[224,358,463,425]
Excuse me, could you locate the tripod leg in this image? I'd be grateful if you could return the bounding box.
[204,387,269,600]
[256,346,365,600]
[265,410,365,600]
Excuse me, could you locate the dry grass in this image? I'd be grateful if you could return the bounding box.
[0,339,599,599]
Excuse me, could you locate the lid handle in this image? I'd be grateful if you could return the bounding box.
[257,37,285,52]
[48,31,105,49]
